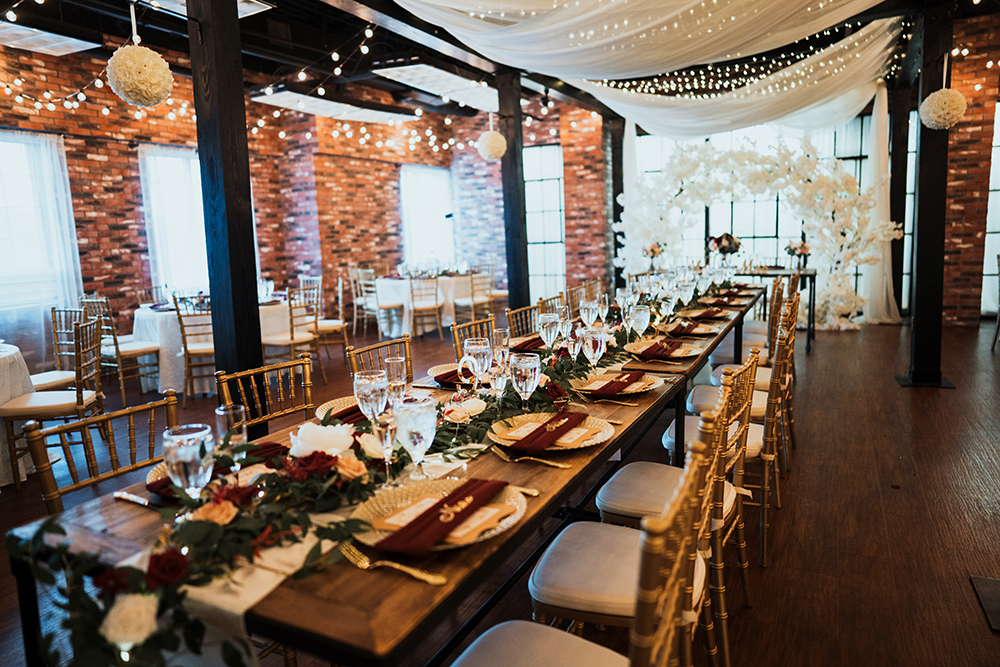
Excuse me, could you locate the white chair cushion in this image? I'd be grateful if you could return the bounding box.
[712,364,773,392]
[453,297,492,306]
[490,289,509,298]
[742,422,764,459]
[0,390,97,418]
[117,333,135,344]
[378,302,404,310]
[750,390,768,421]
[30,370,76,392]
[451,620,629,667]
[260,333,316,346]
[687,385,767,422]
[663,416,763,459]
[596,461,684,519]
[412,300,441,310]
[316,319,346,333]
[528,521,642,618]
[106,340,160,357]
[184,343,214,356]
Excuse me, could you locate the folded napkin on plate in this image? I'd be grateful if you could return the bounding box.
[246,441,290,468]
[706,296,736,307]
[717,290,744,298]
[434,367,475,387]
[669,322,699,336]
[692,308,724,319]
[375,478,508,558]
[508,410,587,455]
[511,336,545,352]
[324,402,367,424]
[640,340,682,361]
[591,371,644,399]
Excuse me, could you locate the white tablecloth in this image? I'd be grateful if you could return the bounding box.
[133,303,290,395]
[0,344,33,488]
[375,276,473,337]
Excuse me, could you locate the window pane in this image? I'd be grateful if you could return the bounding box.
[543,211,562,243]
[541,180,561,211]
[526,212,545,243]
[525,181,543,212]
[753,200,777,236]
[522,146,541,181]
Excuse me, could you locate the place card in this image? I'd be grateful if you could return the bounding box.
[502,422,599,447]
[579,379,611,391]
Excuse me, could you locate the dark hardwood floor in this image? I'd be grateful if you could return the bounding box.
[2,321,999,666]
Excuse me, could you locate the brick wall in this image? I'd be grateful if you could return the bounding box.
[944,14,1000,325]
[561,107,610,285]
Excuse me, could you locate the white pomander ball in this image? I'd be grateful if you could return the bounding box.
[106,44,173,107]
[919,88,967,130]
[477,130,507,160]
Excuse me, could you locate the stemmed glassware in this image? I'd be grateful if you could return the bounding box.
[491,328,510,398]
[371,415,398,489]
[597,294,609,324]
[630,304,651,340]
[566,326,584,361]
[510,353,541,408]
[353,370,388,422]
[163,424,214,500]
[557,306,572,341]
[394,397,437,480]
[214,404,247,475]
[581,327,607,371]
[580,300,598,327]
[462,337,493,389]
[385,357,407,407]
[538,313,560,350]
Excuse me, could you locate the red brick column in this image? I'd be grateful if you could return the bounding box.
[561,107,610,285]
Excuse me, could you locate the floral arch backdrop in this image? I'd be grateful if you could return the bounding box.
[613,139,902,329]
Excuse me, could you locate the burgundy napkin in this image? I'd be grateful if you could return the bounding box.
[508,410,587,455]
[325,402,367,424]
[640,340,682,361]
[375,478,508,558]
[691,308,725,319]
[706,297,735,307]
[511,336,545,352]
[591,371,644,399]
[669,322,698,336]
[246,442,290,468]
[434,367,474,387]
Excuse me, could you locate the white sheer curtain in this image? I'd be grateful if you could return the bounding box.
[400,164,455,266]
[0,130,82,372]
[395,0,886,80]
[573,19,902,139]
[138,145,209,294]
[861,83,902,324]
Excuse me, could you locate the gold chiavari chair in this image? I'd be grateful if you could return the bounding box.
[216,355,314,429]
[358,268,403,340]
[0,318,104,491]
[312,276,350,364]
[524,389,728,660]
[787,271,801,295]
[451,314,495,363]
[262,286,326,385]
[29,307,83,392]
[584,278,602,301]
[411,277,444,339]
[743,277,783,337]
[82,295,160,407]
[483,259,509,313]
[135,284,168,307]
[346,266,369,336]
[505,304,539,338]
[537,292,565,315]
[23,391,178,514]
[346,335,413,383]
[566,284,587,317]
[173,294,215,409]
[707,281,782,368]
[453,269,494,322]
[449,439,709,667]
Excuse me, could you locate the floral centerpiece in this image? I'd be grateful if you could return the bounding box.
[708,233,741,256]
[785,240,810,268]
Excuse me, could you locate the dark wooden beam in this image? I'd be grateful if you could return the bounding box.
[185,0,267,432]
[899,3,954,388]
[888,81,912,312]
[520,75,619,118]
[606,118,626,289]
[497,70,530,309]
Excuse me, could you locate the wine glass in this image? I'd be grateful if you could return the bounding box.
[385,356,407,407]
[597,294,609,323]
[491,328,510,396]
[214,405,247,475]
[557,306,572,340]
[538,313,560,349]
[631,305,651,339]
[566,327,584,361]
[353,370,388,421]
[393,397,437,480]
[580,300,598,327]
[163,424,214,500]
[371,414,398,489]
[510,353,541,408]
[463,337,493,388]
[615,287,629,311]
[582,327,607,370]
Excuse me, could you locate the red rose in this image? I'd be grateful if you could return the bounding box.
[145,548,189,591]
[217,484,258,506]
[288,451,337,480]
[94,567,131,601]
[544,383,568,401]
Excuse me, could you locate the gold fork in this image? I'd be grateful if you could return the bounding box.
[339,541,447,585]
[595,399,639,407]
[490,445,572,469]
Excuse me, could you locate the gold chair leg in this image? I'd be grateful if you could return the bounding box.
[282,644,297,667]
[699,594,720,667]
[709,532,732,667]
[5,419,20,492]
[760,459,772,567]
[532,610,548,624]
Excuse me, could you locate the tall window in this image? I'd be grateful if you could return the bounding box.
[981,104,1000,316]
[523,144,566,302]
[901,110,918,311]
[0,130,82,371]
[400,164,455,266]
[138,145,210,294]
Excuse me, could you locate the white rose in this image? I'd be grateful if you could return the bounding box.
[99,593,160,650]
[289,422,355,458]
[356,432,385,459]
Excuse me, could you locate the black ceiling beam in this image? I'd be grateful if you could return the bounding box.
[520,74,617,116]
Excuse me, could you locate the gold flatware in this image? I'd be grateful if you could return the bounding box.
[605,419,624,425]
[339,541,446,585]
[595,399,639,407]
[509,485,540,497]
[490,445,572,469]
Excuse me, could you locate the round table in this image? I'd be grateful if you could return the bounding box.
[0,344,33,488]
[375,276,473,337]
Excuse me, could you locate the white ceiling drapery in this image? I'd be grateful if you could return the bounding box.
[394,0,888,80]
[570,18,902,139]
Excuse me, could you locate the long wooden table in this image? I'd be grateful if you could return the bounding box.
[9,287,763,667]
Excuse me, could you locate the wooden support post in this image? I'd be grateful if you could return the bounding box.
[898,6,954,389]
[606,117,625,289]
[889,82,912,313]
[497,70,530,309]
[186,0,268,432]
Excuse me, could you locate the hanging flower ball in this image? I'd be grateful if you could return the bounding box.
[106,44,173,107]
[477,130,507,160]
[919,88,967,130]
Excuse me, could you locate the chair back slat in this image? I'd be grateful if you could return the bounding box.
[51,307,84,372]
[505,304,539,338]
[451,314,495,363]
[215,355,314,428]
[566,285,587,316]
[537,292,564,315]
[74,318,103,410]
[346,335,413,382]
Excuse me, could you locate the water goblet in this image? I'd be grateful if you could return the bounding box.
[582,327,607,371]
[557,306,572,340]
[580,300,598,327]
[631,305,651,339]
[163,424,214,500]
[538,314,560,349]
[615,287,629,311]
[385,356,407,406]
[566,328,584,361]
[353,370,388,422]
[463,337,493,388]
[597,294,609,322]
[491,328,510,395]
[371,413,398,489]
[393,397,437,480]
[510,353,541,408]
[214,404,247,474]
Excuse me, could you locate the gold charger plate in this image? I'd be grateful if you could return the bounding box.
[487,412,614,450]
[570,373,665,395]
[624,339,703,359]
[315,395,358,421]
[351,478,527,551]
[147,461,168,485]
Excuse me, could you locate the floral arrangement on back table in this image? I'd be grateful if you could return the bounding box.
[708,233,741,256]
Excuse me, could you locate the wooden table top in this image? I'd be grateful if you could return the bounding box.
[8,287,764,666]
